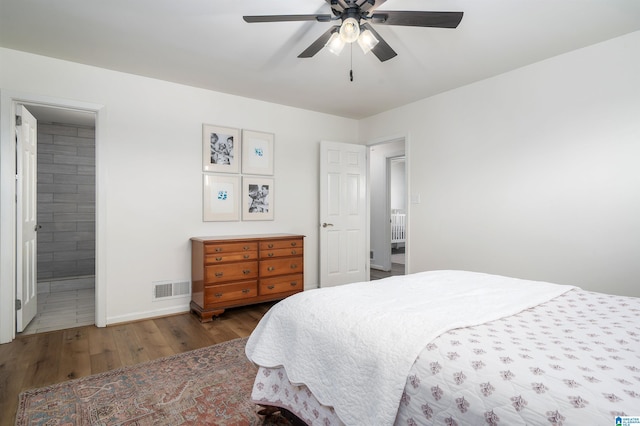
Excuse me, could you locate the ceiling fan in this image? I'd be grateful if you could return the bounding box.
[243,0,463,62]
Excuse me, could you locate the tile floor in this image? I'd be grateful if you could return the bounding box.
[20,288,95,335]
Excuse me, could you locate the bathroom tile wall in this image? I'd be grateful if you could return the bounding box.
[36,122,95,291]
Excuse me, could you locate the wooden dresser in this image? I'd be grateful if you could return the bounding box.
[190,234,304,322]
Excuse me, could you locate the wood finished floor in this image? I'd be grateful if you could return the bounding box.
[0,302,275,426]
[1,265,405,425]
[370,262,406,280]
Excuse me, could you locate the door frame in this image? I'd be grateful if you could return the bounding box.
[366,133,409,275]
[0,90,106,344]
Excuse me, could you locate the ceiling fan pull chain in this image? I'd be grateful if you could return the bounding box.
[350,43,354,82]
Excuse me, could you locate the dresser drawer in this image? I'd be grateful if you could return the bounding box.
[205,251,257,264]
[261,246,303,259]
[259,238,302,251]
[205,242,258,255]
[205,281,257,305]
[205,261,258,283]
[260,274,303,295]
[260,257,303,277]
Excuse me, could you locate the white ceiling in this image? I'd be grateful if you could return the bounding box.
[2,0,640,120]
[24,104,96,128]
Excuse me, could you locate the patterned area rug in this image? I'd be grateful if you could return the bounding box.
[15,337,292,425]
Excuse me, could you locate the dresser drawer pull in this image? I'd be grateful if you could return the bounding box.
[215,256,223,261]
[268,243,274,248]
[214,292,223,298]
[290,250,297,255]
[290,264,298,269]
[242,288,251,294]
[268,252,274,257]
[267,266,275,271]
[215,272,224,277]
[291,242,297,247]
[267,285,275,290]
[243,269,251,275]
[243,254,250,259]
[243,245,250,250]
[215,247,222,252]
[290,281,298,287]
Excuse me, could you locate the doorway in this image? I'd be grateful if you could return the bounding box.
[389,156,406,266]
[369,138,406,280]
[19,105,96,335]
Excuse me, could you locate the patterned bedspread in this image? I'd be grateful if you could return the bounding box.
[250,288,640,425]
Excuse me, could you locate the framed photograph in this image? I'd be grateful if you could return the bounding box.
[242,177,274,221]
[203,124,240,173]
[241,130,274,175]
[203,174,240,221]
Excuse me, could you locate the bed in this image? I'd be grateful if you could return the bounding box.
[245,270,640,425]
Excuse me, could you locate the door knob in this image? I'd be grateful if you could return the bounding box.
[322,223,334,228]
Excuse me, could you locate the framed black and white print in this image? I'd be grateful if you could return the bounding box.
[202,124,240,173]
[241,130,274,175]
[203,174,240,221]
[242,176,274,221]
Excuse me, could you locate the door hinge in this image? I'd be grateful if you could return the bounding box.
[15,115,22,126]
[16,299,22,310]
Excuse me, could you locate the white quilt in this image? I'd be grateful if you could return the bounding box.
[245,270,576,426]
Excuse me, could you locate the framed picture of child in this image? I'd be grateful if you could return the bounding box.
[242,177,274,221]
[202,124,240,173]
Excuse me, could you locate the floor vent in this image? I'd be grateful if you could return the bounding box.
[152,280,191,301]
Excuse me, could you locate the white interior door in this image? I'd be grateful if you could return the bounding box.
[16,105,38,332]
[319,141,367,287]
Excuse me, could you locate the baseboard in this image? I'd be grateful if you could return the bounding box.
[106,303,191,326]
[370,263,390,272]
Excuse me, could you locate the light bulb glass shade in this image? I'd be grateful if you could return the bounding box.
[325,31,345,55]
[357,29,379,54]
[339,17,360,43]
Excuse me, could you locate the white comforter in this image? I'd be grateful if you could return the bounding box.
[245,270,576,426]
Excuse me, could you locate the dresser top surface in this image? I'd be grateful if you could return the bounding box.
[191,234,304,243]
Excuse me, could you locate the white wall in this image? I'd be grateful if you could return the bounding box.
[0,47,357,338]
[2,29,639,344]
[359,31,640,297]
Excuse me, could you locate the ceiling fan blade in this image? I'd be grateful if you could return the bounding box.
[359,0,387,13]
[370,11,463,28]
[243,14,332,23]
[298,25,340,58]
[361,23,397,62]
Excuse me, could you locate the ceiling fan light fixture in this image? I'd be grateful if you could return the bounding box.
[357,29,379,54]
[339,17,360,43]
[325,31,345,55]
